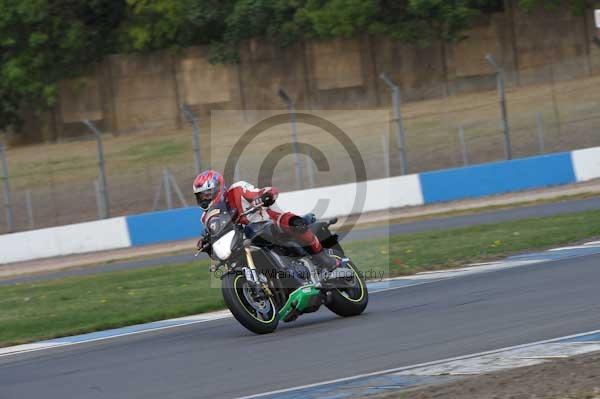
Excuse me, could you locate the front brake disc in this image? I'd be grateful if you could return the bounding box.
[242,282,272,316]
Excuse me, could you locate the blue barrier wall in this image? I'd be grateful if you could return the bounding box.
[6,147,600,260]
[126,207,204,246]
[419,152,576,204]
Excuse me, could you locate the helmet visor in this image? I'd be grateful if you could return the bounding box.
[195,188,216,209]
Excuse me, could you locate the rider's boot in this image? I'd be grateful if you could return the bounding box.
[286,214,339,272]
[311,250,339,272]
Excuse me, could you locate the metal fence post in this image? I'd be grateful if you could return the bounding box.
[379,73,408,175]
[25,190,34,229]
[381,133,390,178]
[594,9,600,47]
[152,173,164,211]
[458,126,469,166]
[93,179,104,219]
[166,169,189,208]
[485,54,512,160]
[277,88,304,190]
[0,144,14,232]
[536,112,545,154]
[181,105,202,175]
[83,120,110,218]
[163,169,173,210]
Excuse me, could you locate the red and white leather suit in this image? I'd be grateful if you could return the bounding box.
[202,181,323,254]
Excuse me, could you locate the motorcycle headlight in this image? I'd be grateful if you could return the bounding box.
[212,230,237,261]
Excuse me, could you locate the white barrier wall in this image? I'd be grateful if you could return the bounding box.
[3,146,600,265]
[0,217,131,264]
[276,174,424,218]
[572,147,600,182]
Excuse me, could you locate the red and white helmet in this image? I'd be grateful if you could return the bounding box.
[193,170,226,209]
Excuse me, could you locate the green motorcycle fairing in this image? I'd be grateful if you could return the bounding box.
[278,285,321,322]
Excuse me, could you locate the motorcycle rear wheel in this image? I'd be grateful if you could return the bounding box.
[222,273,279,334]
[326,260,368,317]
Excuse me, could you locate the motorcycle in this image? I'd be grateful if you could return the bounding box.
[198,201,368,334]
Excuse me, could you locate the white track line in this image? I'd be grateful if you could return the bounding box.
[237,329,600,399]
[2,240,599,359]
[0,311,233,358]
[0,279,425,358]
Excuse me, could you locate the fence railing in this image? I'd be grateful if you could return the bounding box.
[2,55,600,234]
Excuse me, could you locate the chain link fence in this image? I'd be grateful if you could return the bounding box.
[2,54,600,234]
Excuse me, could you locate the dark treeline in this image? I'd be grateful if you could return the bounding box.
[0,0,591,131]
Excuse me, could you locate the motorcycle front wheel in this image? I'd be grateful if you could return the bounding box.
[221,273,279,334]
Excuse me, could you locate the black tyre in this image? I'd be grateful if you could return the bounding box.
[326,260,369,317]
[221,273,279,334]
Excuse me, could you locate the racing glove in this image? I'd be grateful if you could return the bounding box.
[197,234,211,253]
[261,192,275,207]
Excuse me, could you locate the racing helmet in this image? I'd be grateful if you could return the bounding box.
[193,170,226,210]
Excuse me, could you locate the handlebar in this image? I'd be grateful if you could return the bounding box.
[240,201,264,217]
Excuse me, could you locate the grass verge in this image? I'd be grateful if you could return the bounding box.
[347,190,600,232]
[2,209,600,347]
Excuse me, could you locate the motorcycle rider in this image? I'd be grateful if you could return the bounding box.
[193,169,339,271]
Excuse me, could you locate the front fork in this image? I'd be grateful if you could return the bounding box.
[244,247,273,298]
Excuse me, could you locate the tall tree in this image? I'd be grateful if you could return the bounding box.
[0,0,125,130]
[0,0,593,133]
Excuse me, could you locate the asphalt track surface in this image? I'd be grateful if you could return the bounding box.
[2,252,600,399]
[2,196,600,286]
